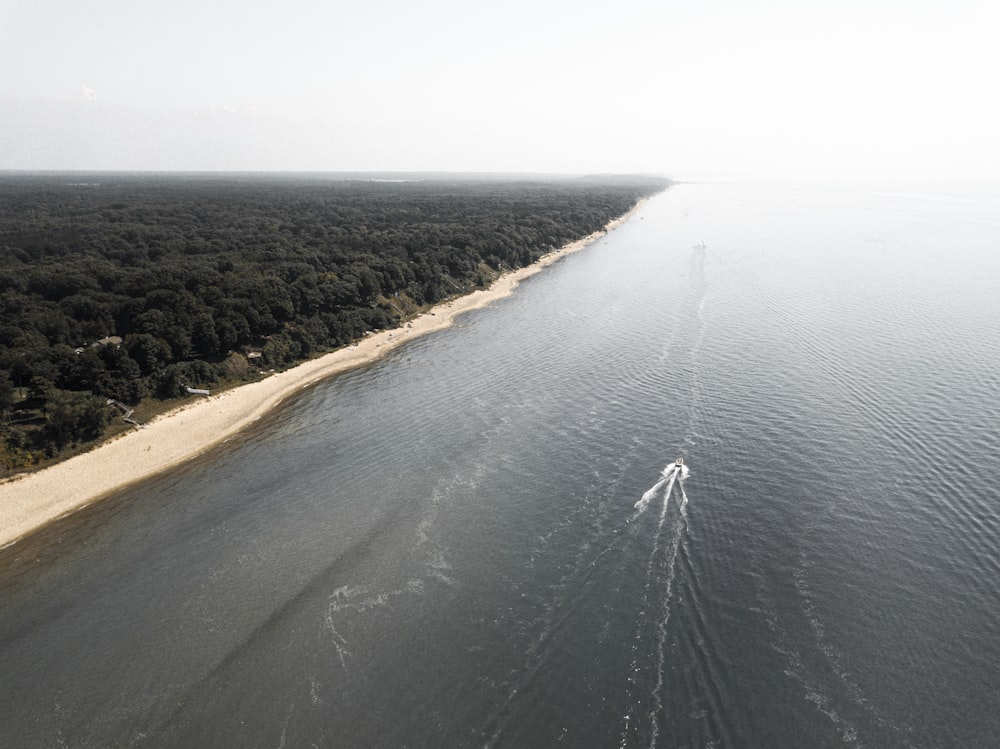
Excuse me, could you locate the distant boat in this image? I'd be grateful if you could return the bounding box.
[672,457,690,480]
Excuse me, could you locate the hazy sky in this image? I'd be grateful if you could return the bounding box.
[2,0,997,181]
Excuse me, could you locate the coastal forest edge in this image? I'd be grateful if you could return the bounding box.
[0,174,668,473]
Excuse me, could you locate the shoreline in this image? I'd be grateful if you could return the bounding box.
[0,201,645,549]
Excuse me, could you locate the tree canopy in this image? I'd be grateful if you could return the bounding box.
[0,173,669,471]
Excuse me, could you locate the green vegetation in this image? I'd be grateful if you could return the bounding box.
[0,173,669,473]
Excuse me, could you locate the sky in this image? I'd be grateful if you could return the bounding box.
[2,0,998,181]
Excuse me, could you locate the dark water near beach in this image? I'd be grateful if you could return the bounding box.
[2,182,999,748]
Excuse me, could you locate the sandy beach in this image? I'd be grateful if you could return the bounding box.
[0,203,643,549]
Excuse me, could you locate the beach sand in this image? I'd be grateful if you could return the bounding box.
[0,203,643,548]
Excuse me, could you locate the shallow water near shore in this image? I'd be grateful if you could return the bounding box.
[2,181,999,748]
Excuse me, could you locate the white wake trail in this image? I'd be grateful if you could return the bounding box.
[632,462,686,519]
[658,470,678,525]
[620,464,686,747]
[647,505,687,749]
[633,477,667,515]
[644,465,693,748]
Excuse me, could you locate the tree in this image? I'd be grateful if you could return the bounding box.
[124,333,172,376]
[43,389,109,450]
[0,371,14,422]
[190,311,220,358]
[66,348,106,391]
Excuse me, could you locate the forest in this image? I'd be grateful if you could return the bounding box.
[0,173,669,472]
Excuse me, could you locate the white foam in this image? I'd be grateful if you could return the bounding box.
[634,477,667,513]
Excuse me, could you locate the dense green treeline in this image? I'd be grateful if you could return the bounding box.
[0,173,669,470]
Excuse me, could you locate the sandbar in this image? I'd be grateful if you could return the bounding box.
[0,202,644,548]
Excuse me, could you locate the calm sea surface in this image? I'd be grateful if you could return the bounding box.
[1,182,998,748]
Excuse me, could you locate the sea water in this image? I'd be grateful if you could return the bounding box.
[1,181,998,748]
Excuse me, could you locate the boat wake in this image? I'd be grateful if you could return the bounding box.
[631,459,688,520]
[620,459,692,747]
